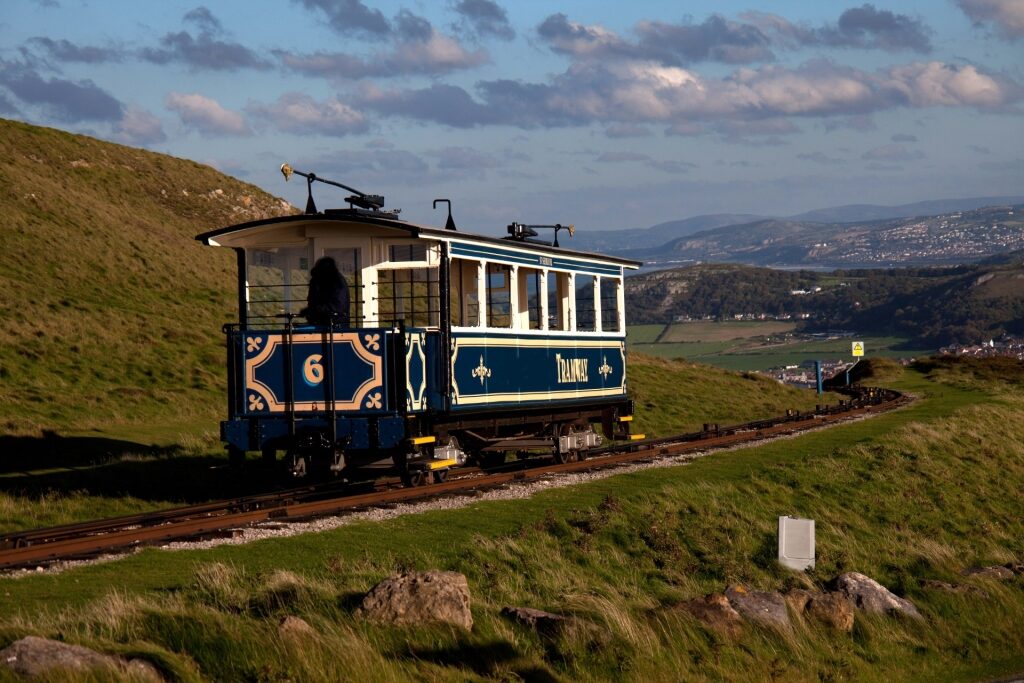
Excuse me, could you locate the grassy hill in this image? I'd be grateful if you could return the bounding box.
[2,357,1024,682]
[0,118,293,435]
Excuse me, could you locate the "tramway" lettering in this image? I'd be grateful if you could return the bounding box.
[554,353,589,383]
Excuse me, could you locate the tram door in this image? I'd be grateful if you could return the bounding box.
[323,247,363,327]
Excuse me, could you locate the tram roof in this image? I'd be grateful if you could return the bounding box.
[195,209,642,269]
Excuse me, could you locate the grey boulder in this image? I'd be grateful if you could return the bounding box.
[359,570,473,630]
[831,572,921,618]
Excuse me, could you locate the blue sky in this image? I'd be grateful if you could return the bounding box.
[2,0,1022,234]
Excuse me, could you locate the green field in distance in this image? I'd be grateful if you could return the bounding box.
[627,322,934,371]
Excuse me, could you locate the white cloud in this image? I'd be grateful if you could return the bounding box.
[165,92,250,136]
[390,31,487,73]
[247,92,368,136]
[113,106,166,145]
[958,0,1024,40]
[885,61,1013,107]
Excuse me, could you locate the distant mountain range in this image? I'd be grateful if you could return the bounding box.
[570,196,1024,267]
[569,214,766,252]
[786,196,1024,223]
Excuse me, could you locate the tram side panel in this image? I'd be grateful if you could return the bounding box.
[448,331,627,411]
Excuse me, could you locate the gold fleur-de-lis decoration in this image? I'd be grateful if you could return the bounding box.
[365,392,383,409]
[598,356,612,379]
[248,394,265,411]
[246,336,263,353]
[364,333,381,351]
[472,355,492,385]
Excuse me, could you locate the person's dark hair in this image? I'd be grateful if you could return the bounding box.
[301,256,350,325]
[310,256,343,285]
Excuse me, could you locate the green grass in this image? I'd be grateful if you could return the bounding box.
[0,119,293,436]
[660,320,796,342]
[629,353,834,437]
[625,324,665,344]
[632,334,934,371]
[1,359,1022,682]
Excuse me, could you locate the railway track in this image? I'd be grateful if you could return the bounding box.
[0,387,907,571]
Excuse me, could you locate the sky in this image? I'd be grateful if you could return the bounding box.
[2,0,1022,235]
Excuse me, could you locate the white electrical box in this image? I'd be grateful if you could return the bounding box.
[778,516,815,571]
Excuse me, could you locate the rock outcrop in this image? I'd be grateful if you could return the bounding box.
[831,572,921,618]
[0,636,162,680]
[963,565,1015,580]
[783,588,816,615]
[677,593,744,638]
[806,593,855,632]
[278,615,316,638]
[359,571,473,630]
[725,585,791,629]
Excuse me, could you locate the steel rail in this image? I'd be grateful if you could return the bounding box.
[0,388,906,571]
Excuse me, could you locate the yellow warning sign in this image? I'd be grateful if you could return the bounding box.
[852,341,865,357]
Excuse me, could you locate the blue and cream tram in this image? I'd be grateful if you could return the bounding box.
[196,168,641,481]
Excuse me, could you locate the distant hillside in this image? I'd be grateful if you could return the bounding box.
[627,204,1024,267]
[574,196,1024,263]
[0,118,294,434]
[569,213,765,253]
[625,261,1024,346]
[789,196,1024,223]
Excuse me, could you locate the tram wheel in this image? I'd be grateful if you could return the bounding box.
[481,452,506,469]
[228,445,245,468]
[553,425,578,464]
[402,469,425,487]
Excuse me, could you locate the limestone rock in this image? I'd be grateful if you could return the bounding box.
[0,636,161,680]
[125,658,164,681]
[359,571,473,630]
[677,593,743,638]
[501,607,571,636]
[783,588,816,614]
[725,585,791,629]
[831,572,921,619]
[278,615,316,638]
[806,593,855,632]
[1004,562,1024,575]
[963,565,1015,580]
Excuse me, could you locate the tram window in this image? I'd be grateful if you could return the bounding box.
[600,277,621,332]
[576,274,596,332]
[517,267,542,330]
[377,267,440,328]
[389,243,428,263]
[546,271,569,331]
[449,258,480,327]
[246,247,309,324]
[486,263,511,328]
[323,247,363,325]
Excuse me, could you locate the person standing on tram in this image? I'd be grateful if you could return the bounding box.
[301,256,350,326]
